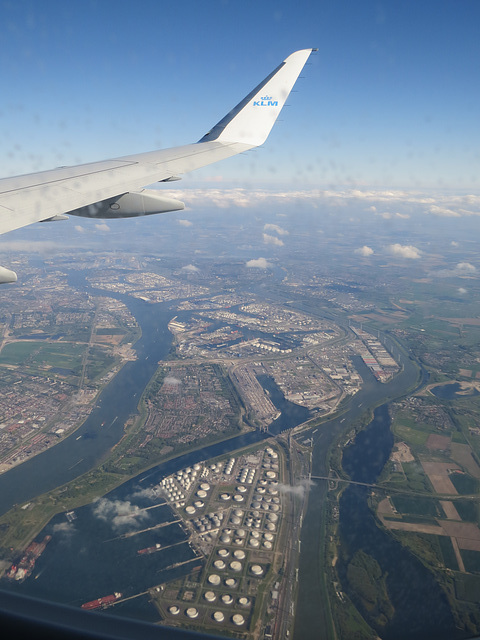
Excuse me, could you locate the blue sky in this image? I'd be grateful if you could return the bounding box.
[1,0,480,191]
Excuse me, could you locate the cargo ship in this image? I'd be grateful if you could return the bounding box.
[81,592,122,610]
[137,543,162,555]
[6,535,51,582]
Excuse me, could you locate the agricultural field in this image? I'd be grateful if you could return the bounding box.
[362,278,480,634]
[0,341,86,375]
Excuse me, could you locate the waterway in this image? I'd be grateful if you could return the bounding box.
[338,405,459,640]
[0,274,316,517]
[0,287,175,516]
[293,343,447,640]
[257,373,310,431]
[0,270,457,639]
[431,382,479,400]
[293,345,468,640]
[0,270,317,622]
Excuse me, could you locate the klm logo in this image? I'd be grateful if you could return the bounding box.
[253,95,278,107]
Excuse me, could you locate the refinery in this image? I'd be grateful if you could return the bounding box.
[149,444,286,634]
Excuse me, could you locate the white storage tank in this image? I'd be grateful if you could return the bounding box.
[250,564,264,576]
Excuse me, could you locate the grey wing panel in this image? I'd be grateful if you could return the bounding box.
[0,141,249,235]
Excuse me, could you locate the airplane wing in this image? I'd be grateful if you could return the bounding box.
[0,49,314,282]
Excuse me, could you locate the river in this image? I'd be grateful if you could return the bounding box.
[0,272,456,639]
[0,269,320,516]
[293,350,467,640]
[0,288,175,516]
[0,275,319,620]
[293,345,441,640]
[338,405,459,640]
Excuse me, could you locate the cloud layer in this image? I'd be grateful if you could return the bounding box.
[157,187,480,219]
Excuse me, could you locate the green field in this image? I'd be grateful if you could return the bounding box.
[437,535,459,570]
[449,472,479,495]
[455,573,480,602]
[0,341,44,364]
[402,461,431,492]
[391,495,440,517]
[394,424,429,446]
[96,328,126,335]
[85,346,116,381]
[0,341,85,373]
[454,499,479,523]
[460,550,480,574]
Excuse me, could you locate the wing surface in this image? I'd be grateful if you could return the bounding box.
[0,49,313,242]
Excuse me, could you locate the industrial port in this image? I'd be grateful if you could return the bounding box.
[146,443,290,636]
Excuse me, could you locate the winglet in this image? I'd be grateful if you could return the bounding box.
[199,49,314,147]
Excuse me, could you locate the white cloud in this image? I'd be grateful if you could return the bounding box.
[74,225,85,233]
[277,478,314,498]
[164,376,181,386]
[263,233,284,247]
[264,223,289,236]
[246,257,272,269]
[131,486,164,500]
[0,240,59,253]
[181,264,199,272]
[388,244,422,259]
[451,241,459,247]
[154,187,480,219]
[177,219,192,227]
[458,287,467,294]
[92,497,150,531]
[354,245,374,257]
[456,262,476,273]
[95,223,110,232]
[431,262,477,278]
[428,205,461,218]
[52,522,75,535]
[378,211,410,220]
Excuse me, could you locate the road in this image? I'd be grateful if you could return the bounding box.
[272,434,311,639]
